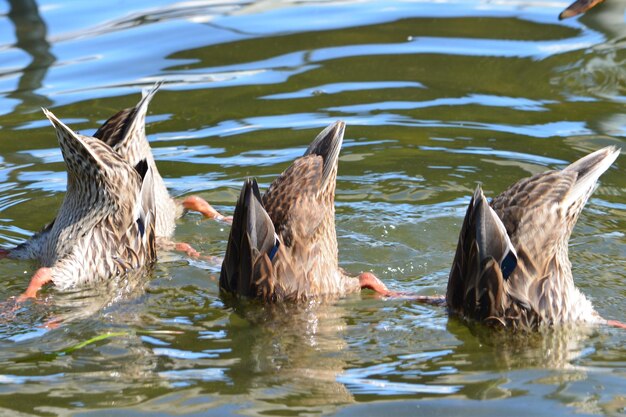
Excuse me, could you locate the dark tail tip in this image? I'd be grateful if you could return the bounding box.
[220,179,255,295]
[304,120,345,158]
[304,121,345,183]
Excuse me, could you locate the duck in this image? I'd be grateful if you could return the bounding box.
[14,109,157,300]
[559,0,605,19]
[4,83,229,261]
[446,146,625,329]
[219,121,391,301]
[93,82,231,237]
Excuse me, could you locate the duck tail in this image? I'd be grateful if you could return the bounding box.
[43,108,106,174]
[220,178,279,298]
[447,185,517,321]
[562,146,619,210]
[128,81,162,136]
[93,81,162,162]
[303,121,345,185]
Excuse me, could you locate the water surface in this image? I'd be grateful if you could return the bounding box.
[0,0,625,415]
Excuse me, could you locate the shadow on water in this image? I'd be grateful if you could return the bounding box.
[0,268,154,340]
[6,0,55,113]
[445,317,599,372]
[0,291,365,415]
[215,297,357,415]
[316,291,622,410]
[430,318,626,415]
[0,269,168,415]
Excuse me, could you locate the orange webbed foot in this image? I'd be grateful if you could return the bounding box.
[359,272,403,297]
[607,319,626,330]
[172,241,222,264]
[174,242,201,258]
[17,267,52,302]
[181,196,232,224]
[158,238,220,263]
[358,273,445,303]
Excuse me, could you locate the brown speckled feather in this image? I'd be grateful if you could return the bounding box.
[34,109,156,290]
[9,83,169,260]
[93,82,179,238]
[447,146,620,329]
[220,121,361,301]
[262,155,326,249]
[93,82,161,166]
[93,107,136,149]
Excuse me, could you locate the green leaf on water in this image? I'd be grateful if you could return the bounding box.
[61,329,182,355]
[61,331,128,355]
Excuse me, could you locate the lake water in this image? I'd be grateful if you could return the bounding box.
[0,0,625,415]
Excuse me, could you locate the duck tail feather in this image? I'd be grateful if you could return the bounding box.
[220,178,277,298]
[473,186,517,279]
[447,185,515,321]
[303,121,345,184]
[93,82,161,158]
[562,146,619,209]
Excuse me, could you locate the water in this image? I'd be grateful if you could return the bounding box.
[0,0,625,415]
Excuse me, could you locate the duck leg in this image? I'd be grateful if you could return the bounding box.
[407,294,447,306]
[17,267,52,301]
[157,195,231,258]
[0,249,9,258]
[157,237,200,257]
[174,242,201,257]
[359,272,447,303]
[156,237,222,264]
[181,196,232,223]
[359,272,398,296]
[172,242,223,264]
[606,319,626,330]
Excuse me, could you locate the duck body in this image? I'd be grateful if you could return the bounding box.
[447,146,620,329]
[9,83,227,262]
[19,110,156,295]
[220,122,365,302]
[8,84,170,262]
